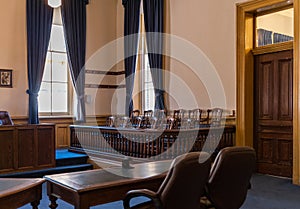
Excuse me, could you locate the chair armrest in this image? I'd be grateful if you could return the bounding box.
[123,189,163,209]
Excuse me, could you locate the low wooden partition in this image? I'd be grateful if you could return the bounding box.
[69,125,235,161]
[0,124,55,174]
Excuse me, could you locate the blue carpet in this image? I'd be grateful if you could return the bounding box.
[18,183,148,209]
[18,173,300,209]
[240,174,300,209]
[55,149,88,160]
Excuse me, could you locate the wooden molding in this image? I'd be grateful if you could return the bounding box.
[252,41,293,55]
[85,69,125,76]
[236,0,300,185]
[85,84,126,89]
[293,0,300,185]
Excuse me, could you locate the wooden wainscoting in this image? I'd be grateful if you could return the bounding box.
[0,124,55,174]
[11,115,108,148]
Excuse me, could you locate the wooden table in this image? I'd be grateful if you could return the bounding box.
[0,178,45,209]
[45,160,171,209]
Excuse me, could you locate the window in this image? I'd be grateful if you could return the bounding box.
[256,8,293,47]
[140,28,155,111]
[39,7,70,115]
[133,4,155,112]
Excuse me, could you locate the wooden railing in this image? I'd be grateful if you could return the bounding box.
[69,125,236,161]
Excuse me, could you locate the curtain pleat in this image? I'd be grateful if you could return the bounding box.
[26,0,53,124]
[61,0,87,122]
[273,32,293,43]
[143,0,165,110]
[123,0,141,116]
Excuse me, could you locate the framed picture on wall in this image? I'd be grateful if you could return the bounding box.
[0,69,12,88]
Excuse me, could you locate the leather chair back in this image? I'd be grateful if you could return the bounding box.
[158,152,211,209]
[207,146,256,209]
[0,111,14,125]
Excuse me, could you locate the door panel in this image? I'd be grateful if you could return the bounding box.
[278,58,293,121]
[258,61,274,120]
[254,50,293,177]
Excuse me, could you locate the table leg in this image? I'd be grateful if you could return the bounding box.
[31,200,40,209]
[49,195,58,209]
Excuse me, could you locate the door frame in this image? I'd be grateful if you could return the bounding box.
[236,0,300,185]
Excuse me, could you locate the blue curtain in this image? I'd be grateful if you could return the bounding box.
[123,0,141,116]
[61,0,88,122]
[257,29,272,46]
[143,0,165,110]
[26,0,53,124]
[273,32,293,43]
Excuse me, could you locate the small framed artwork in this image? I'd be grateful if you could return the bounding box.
[0,69,12,88]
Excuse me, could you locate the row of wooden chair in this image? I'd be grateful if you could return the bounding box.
[106,108,224,129]
[123,146,256,209]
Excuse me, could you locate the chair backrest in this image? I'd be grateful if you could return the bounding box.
[189,108,202,120]
[200,109,210,124]
[158,152,211,209]
[106,116,115,127]
[130,110,140,118]
[144,110,153,118]
[0,111,14,125]
[209,108,223,126]
[207,146,256,209]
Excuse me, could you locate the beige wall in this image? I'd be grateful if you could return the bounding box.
[0,0,246,117]
[165,0,244,111]
[257,10,293,37]
[0,0,27,116]
[85,0,118,116]
[0,0,118,117]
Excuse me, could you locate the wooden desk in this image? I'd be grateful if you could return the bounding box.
[0,178,45,209]
[45,160,171,209]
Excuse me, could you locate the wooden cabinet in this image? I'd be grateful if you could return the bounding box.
[0,124,55,174]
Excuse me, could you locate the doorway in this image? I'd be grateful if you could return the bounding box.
[254,50,293,177]
[236,0,300,184]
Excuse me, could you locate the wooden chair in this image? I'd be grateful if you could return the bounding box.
[209,108,223,126]
[123,152,211,209]
[106,116,116,127]
[190,108,203,128]
[142,110,153,128]
[117,116,130,128]
[151,109,167,129]
[201,146,256,209]
[171,109,182,129]
[181,109,193,128]
[130,110,140,118]
[199,109,210,125]
[144,110,153,118]
[130,110,142,128]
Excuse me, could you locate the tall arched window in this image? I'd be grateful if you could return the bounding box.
[39,7,71,115]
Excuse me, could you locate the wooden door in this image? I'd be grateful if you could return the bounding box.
[254,50,293,177]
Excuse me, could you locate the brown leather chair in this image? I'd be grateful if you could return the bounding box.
[123,152,211,209]
[202,146,256,209]
[0,111,14,125]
